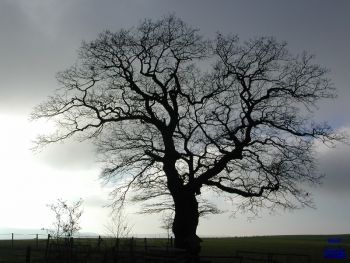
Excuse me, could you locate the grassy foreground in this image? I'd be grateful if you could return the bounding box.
[200,235,350,262]
[0,234,349,262]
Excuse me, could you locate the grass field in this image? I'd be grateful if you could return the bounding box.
[200,235,350,262]
[0,234,349,262]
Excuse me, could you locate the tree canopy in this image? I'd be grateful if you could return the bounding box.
[32,15,343,252]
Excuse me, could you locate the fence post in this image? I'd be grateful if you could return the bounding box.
[98,235,102,250]
[130,237,134,251]
[113,238,120,263]
[267,253,272,263]
[36,234,39,248]
[26,246,31,263]
[115,238,119,251]
[144,238,147,251]
[170,237,173,248]
[45,234,51,260]
[130,237,134,263]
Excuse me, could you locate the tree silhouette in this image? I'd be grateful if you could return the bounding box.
[32,15,343,254]
[104,208,133,239]
[47,198,83,240]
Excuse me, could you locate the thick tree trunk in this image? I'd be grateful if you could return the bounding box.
[172,189,201,256]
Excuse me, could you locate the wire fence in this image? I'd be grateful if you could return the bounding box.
[0,234,179,263]
[0,234,316,263]
[0,233,48,240]
[0,232,174,249]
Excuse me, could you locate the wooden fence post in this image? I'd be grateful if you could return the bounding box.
[130,237,134,252]
[112,244,119,263]
[26,246,31,263]
[11,233,14,248]
[36,234,39,248]
[45,234,51,260]
[144,238,147,251]
[115,238,119,251]
[130,237,134,263]
[97,235,102,250]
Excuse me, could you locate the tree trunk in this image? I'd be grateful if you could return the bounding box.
[172,189,201,256]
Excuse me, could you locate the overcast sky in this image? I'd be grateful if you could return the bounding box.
[0,0,349,237]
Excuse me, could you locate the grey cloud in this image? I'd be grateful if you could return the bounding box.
[0,0,156,114]
[35,140,98,171]
[1,0,348,120]
[0,2,63,112]
[0,0,349,185]
[84,195,108,208]
[317,141,350,194]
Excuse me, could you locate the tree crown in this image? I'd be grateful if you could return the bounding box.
[32,15,343,216]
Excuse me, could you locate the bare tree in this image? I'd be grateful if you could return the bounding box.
[32,15,344,254]
[47,198,84,240]
[161,211,174,240]
[104,208,133,239]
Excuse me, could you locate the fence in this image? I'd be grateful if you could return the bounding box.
[0,234,178,263]
[0,234,315,263]
[0,233,48,249]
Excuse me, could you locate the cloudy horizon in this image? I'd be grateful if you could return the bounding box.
[0,0,349,237]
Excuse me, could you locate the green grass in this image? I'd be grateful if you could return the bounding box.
[0,234,349,262]
[200,235,350,262]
